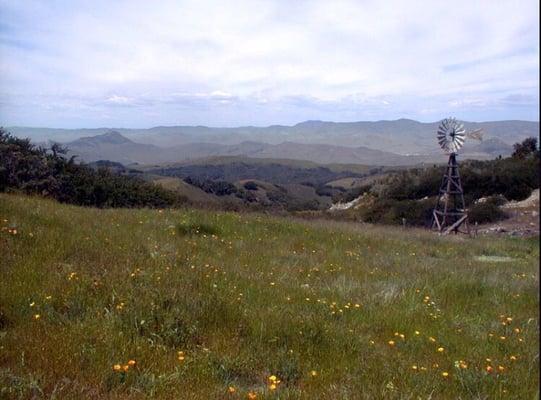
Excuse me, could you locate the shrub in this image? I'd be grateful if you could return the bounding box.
[184,177,237,196]
[0,128,184,208]
[355,198,434,226]
[243,181,258,190]
[314,185,335,197]
[468,202,507,224]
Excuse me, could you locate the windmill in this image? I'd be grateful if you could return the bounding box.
[432,118,483,235]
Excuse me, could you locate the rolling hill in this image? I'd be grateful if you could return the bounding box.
[61,131,431,166]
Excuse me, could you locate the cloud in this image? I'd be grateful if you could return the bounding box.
[0,0,538,127]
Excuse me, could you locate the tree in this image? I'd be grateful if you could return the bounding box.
[512,137,538,159]
[0,128,185,208]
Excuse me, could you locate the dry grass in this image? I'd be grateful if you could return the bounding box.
[0,194,538,399]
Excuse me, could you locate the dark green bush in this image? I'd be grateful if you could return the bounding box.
[0,128,184,208]
[243,181,258,190]
[356,198,434,226]
[468,202,507,224]
[287,199,321,212]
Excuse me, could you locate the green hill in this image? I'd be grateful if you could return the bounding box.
[0,194,538,399]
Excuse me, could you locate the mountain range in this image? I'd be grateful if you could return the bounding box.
[6,119,537,165]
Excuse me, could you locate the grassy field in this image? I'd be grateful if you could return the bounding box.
[0,194,539,399]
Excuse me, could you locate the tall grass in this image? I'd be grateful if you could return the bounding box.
[0,194,538,399]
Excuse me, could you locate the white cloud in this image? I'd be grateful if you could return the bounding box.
[0,0,538,127]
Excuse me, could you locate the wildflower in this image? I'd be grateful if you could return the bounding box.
[411,365,418,370]
[514,328,521,333]
[510,355,517,361]
[228,386,236,393]
[127,360,136,367]
[388,340,395,346]
[486,365,493,373]
[113,364,122,372]
[247,392,257,400]
[268,375,277,382]
[122,364,129,372]
[498,365,505,372]
[429,337,436,343]
[269,383,277,390]
[414,330,420,335]
[437,347,444,353]
[441,372,449,377]
[33,314,40,320]
[310,370,318,377]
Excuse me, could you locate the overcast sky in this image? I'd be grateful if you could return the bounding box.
[0,0,539,128]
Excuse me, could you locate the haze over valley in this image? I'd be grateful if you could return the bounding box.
[7,119,538,166]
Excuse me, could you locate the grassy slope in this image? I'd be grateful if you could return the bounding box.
[151,176,222,205]
[0,194,538,399]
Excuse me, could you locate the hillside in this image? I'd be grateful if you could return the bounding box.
[1,194,539,399]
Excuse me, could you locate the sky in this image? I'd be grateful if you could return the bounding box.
[0,0,539,128]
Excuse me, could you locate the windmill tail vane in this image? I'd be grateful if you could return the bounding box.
[466,128,484,141]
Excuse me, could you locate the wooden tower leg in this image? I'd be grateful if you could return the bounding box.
[432,153,469,235]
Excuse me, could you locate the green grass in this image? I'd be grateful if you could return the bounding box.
[0,194,539,399]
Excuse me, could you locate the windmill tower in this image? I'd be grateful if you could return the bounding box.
[432,118,483,235]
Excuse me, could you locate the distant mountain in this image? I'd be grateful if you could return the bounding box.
[465,138,514,157]
[250,141,426,165]
[72,131,132,145]
[61,131,431,166]
[7,119,538,156]
[8,119,537,166]
[64,131,169,164]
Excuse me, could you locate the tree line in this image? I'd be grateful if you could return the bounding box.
[0,128,185,208]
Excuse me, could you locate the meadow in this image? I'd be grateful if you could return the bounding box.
[0,194,538,399]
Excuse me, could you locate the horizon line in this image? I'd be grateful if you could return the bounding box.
[4,117,540,131]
